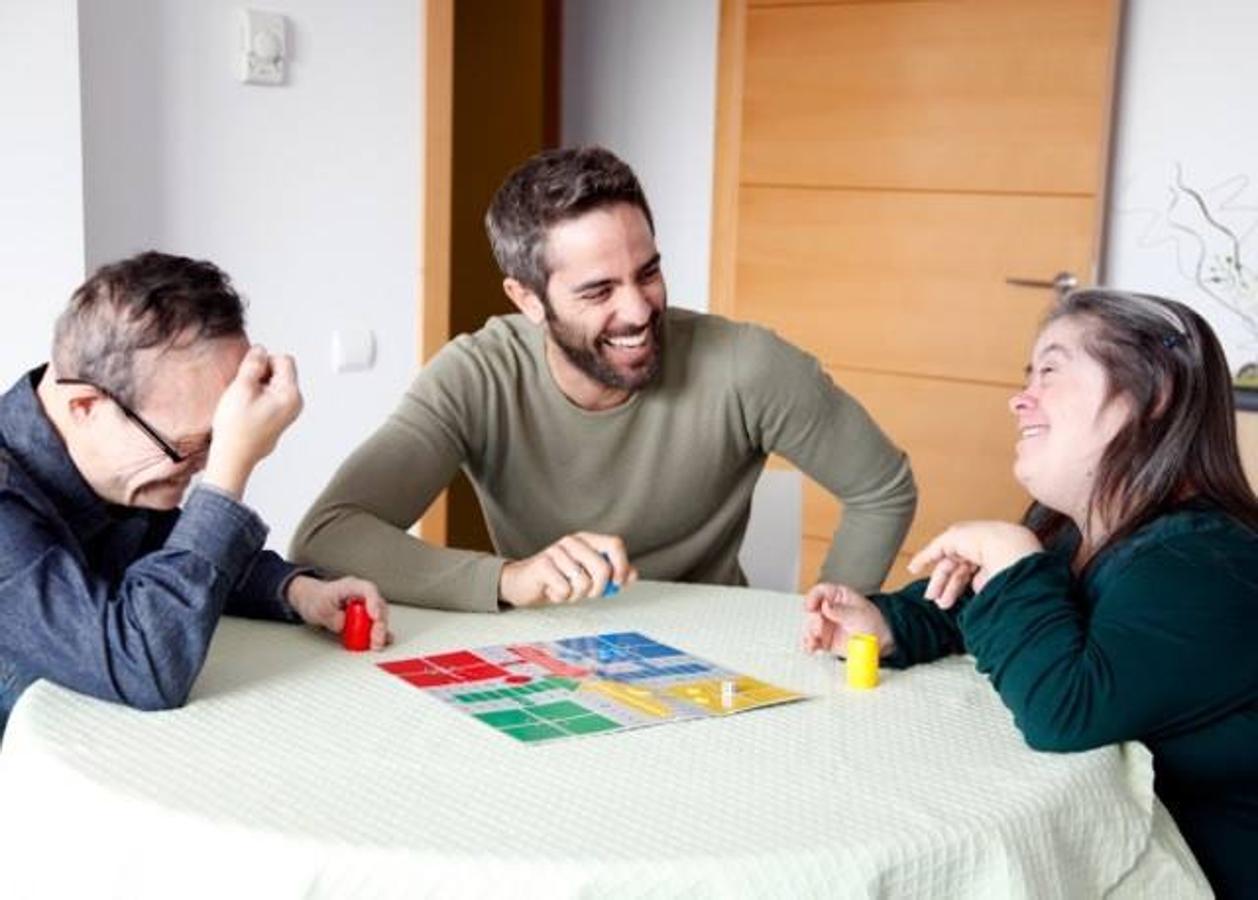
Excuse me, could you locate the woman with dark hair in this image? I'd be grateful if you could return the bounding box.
[804,289,1258,897]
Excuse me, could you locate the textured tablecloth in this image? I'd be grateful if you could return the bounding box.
[0,582,1210,898]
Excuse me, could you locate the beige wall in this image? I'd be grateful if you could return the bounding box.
[1240,413,1258,491]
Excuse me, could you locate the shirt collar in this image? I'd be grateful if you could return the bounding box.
[0,365,118,538]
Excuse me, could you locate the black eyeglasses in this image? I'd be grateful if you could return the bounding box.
[56,377,191,464]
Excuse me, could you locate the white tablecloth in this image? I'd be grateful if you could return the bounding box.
[0,582,1210,898]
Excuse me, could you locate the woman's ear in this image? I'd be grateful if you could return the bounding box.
[1149,379,1174,421]
[502,278,547,325]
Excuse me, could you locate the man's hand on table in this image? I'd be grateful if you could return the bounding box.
[802,582,894,658]
[286,575,391,649]
[498,532,638,607]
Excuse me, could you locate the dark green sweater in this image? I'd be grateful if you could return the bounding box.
[872,502,1258,898]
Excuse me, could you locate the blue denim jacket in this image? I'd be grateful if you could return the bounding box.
[0,367,301,735]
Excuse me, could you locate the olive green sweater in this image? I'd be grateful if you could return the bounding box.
[291,310,916,611]
[872,501,1258,898]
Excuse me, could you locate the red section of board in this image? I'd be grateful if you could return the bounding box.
[453,664,512,682]
[425,651,488,669]
[398,672,459,688]
[379,659,439,675]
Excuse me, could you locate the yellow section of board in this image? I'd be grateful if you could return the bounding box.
[664,676,801,714]
[579,680,672,718]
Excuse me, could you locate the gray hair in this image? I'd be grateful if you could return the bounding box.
[52,251,246,406]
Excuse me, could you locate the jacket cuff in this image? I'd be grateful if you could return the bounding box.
[231,551,306,622]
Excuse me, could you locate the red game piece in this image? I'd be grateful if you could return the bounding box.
[342,597,372,652]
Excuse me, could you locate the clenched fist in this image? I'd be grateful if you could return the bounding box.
[203,345,303,498]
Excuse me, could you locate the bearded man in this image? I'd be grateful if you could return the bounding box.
[291,147,916,610]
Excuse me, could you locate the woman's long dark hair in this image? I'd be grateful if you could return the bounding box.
[1025,289,1258,561]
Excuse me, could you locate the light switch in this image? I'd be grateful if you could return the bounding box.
[331,329,376,373]
[239,10,287,85]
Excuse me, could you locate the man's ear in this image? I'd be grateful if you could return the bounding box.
[64,388,104,424]
[502,278,547,325]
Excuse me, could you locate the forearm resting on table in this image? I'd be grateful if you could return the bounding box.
[291,505,503,613]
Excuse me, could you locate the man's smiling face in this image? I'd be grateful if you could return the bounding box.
[539,202,667,395]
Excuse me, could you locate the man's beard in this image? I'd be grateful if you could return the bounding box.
[546,306,665,391]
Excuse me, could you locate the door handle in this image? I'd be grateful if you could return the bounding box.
[1005,271,1078,297]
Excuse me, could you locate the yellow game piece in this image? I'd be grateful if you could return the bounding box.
[846,634,880,689]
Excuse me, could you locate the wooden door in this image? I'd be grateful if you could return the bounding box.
[419,0,560,550]
[711,0,1121,589]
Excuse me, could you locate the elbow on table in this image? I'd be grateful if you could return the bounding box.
[128,693,187,713]
[1017,718,1110,754]
[120,672,197,713]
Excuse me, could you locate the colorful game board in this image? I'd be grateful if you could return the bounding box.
[377,632,807,744]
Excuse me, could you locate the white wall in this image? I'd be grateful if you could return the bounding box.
[1105,0,1258,381]
[0,0,86,387]
[77,0,422,551]
[562,0,718,314]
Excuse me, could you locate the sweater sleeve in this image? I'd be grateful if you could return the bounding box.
[869,577,967,669]
[958,544,1258,752]
[733,325,917,593]
[289,341,505,612]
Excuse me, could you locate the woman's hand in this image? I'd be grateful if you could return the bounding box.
[802,582,894,657]
[907,522,1043,608]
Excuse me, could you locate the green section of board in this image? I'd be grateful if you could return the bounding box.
[473,709,533,728]
[558,714,620,735]
[530,701,589,721]
[499,722,565,743]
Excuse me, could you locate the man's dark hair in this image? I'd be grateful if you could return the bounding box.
[52,251,246,407]
[484,146,655,298]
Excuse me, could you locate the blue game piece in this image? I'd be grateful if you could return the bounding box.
[600,552,620,597]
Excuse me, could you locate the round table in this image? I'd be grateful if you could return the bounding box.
[0,582,1208,898]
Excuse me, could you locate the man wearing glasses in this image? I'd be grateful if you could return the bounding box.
[0,251,389,735]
